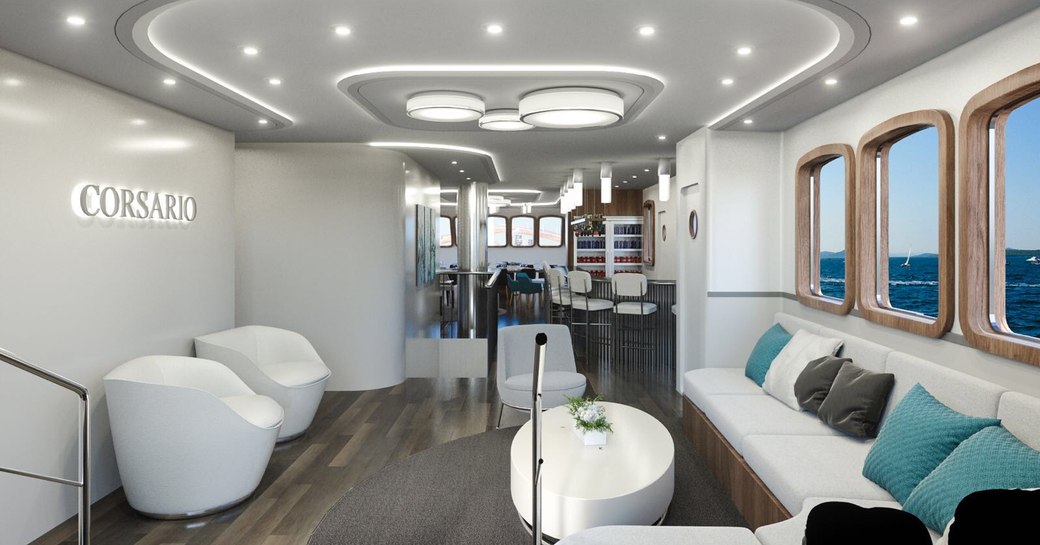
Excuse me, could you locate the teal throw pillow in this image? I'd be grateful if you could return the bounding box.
[861,384,1000,503]
[744,323,791,386]
[903,426,1040,532]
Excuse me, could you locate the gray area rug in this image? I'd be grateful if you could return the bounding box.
[309,427,747,545]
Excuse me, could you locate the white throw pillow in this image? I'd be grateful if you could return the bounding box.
[762,329,844,410]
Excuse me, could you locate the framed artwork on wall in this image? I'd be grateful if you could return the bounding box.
[416,204,437,286]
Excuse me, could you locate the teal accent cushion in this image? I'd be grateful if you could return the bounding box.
[744,323,791,386]
[903,426,1040,532]
[862,384,1000,503]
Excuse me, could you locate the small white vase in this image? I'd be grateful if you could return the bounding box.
[574,426,607,446]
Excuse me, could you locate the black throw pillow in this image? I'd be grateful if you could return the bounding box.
[948,489,1040,544]
[803,501,931,545]
[794,355,850,413]
[815,363,894,438]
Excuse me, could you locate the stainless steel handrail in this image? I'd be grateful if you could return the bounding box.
[0,348,90,545]
[485,268,503,289]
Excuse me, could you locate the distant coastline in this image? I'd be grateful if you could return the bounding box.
[820,248,1040,259]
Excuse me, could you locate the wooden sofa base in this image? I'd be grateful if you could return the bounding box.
[683,397,791,529]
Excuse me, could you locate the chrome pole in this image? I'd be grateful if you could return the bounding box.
[531,332,547,545]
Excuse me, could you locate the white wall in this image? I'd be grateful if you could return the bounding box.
[642,177,678,281]
[676,130,708,385]
[778,7,1040,396]
[0,48,235,545]
[235,144,439,391]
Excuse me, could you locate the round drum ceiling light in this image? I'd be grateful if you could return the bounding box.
[519,87,624,129]
[406,92,485,122]
[478,109,534,132]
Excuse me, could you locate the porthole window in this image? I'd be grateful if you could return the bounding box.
[510,215,535,247]
[538,216,564,247]
[961,63,1040,365]
[488,215,508,247]
[438,216,454,247]
[795,144,855,315]
[857,110,954,338]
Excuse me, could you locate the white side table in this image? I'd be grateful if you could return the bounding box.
[510,402,675,540]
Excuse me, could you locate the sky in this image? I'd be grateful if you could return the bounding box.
[819,99,1039,254]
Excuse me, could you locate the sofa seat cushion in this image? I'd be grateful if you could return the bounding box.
[557,525,759,545]
[698,395,840,454]
[220,394,284,429]
[683,368,765,409]
[755,497,940,545]
[743,435,894,513]
[262,360,331,388]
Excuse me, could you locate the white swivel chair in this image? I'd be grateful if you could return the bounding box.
[194,325,331,441]
[612,272,658,363]
[497,324,587,427]
[104,356,283,518]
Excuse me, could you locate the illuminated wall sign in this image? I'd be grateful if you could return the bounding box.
[75,184,196,222]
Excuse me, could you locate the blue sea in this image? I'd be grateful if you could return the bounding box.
[819,256,1040,338]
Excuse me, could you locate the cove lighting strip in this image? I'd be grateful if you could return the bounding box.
[368,142,505,182]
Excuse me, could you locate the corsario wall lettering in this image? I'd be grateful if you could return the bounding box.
[75,184,197,222]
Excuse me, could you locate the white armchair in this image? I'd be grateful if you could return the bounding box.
[194,325,331,441]
[497,324,588,427]
[104,355,283,518]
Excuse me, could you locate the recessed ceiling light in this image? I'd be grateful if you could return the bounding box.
[637,25,656,37]
[721,78,734,86]
[334,25,352,36]
[743,118,753,125]
[258,119,269,125]
[268,78,282,86]
[644,168,650,172]
[632,175,638,178]
[622,180,629,184]
[466,177,472,180]
[163,78,177,86]
[479,109,534,131]
[519,87,624,129]
[459,170,465,173]
[824,78,838,86]
[485,23,504,35]
[737,46,752,56]
[899,15,918,26]
[406,91,485,122]
[657,135,667,141]
[451,160,458,165]
[614,185,620,188]
[242,46,260,56]
[130,119,147,126]
[66,16,86,26]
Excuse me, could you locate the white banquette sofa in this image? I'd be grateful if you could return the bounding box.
[559,312,1040,545]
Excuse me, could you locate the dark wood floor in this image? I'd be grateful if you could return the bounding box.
[33,307,682,545]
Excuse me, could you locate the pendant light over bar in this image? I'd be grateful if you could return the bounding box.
[406,91,485,122]
[658,158,671,202]
[572,168,584,207]
[600,162,612,204]
[519,87,624,129]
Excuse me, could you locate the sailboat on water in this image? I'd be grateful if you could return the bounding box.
[901,246,912,268]
[1028,256,1040,264]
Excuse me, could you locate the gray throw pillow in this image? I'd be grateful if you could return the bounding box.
[816,363,895,438]
[794,355,851,413]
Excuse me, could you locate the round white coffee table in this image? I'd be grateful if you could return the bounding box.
[510,402,675,540]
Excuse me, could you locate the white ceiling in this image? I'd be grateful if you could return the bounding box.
[1,0,1038,202]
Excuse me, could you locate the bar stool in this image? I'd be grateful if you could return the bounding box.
[568,270,613,362]
[544,265,572,324]
[612,273,658,363]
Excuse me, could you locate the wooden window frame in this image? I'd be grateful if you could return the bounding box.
[537,215,565,248]
[960,62,1040,366]
[856,110,955,338]
[438,215,455,248]
[795,144,856,315]
[487,214,508,248]
[509,214,537,248]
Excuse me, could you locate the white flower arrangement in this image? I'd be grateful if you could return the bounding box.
[565,394,614,434]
